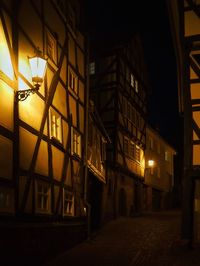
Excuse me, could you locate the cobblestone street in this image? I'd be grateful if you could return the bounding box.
[43,209,200,266]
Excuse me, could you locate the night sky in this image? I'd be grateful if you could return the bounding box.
[85,0,183,152]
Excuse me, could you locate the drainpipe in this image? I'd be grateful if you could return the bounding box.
[83,32,91,240]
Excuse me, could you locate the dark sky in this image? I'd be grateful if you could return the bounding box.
[85,0,183,151]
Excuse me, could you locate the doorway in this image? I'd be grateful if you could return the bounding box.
[88,172,103,230]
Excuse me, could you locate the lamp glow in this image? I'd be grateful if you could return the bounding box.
[29,56,47,88]
[16,48,47,101]
[148,160,154,167]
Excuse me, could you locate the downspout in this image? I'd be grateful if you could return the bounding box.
[84,32,91,240]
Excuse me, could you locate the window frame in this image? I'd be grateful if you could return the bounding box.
[71,127,82,158]
[36,181,51,213]
[68,68,78,95]
[89,61,95,75]
[45,29,57,65]
[63,189,74,216]
[49,108,63,144]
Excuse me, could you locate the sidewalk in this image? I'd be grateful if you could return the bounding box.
[43,209,200,266]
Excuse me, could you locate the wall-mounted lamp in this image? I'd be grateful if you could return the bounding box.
[147,159,155,168]
[16,48,47,101]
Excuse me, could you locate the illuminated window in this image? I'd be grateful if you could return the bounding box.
[36,181,50,212]
[46,30,57,63]
[165,151,170,161]
[71,128,81,157]
[135,146,140,162]
[130,73,138,93]
[124,137,129,154]
[135,80,138,93]
[63,190,74,216]
[68,68,78,94]
[49,109,62,143]
[130,73,134,87]
[89,62,95,75]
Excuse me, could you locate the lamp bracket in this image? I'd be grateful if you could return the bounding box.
[16,86,39,101]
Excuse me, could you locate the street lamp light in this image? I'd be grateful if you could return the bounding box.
[16,48,47,101]
[147,159,155,168]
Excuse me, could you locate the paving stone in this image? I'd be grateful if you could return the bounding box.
[43,210,200,266]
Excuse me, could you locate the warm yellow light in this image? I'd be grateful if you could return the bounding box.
[0,20,14,79]
[29,55,47,87]
[148,160,154,167]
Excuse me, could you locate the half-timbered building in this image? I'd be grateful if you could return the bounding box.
[89,35,149,220]
[87,99,111,230]
[144,125,176,211]
[0,0,87,261]
[167,0,200,243]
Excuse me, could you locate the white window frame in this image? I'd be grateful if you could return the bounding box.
[165,150,170,161]
[71,127,81,157]
[89,62,95,75]
[130,73,134,87]
[135,145,140,162]
[36,181,51,213]
[49,109,63,143]
[63,189,74,216]
[68,68,78,95]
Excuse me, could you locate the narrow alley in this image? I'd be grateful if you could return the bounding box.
[43,210,200,266]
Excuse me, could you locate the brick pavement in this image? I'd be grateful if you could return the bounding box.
[43,210,200,266]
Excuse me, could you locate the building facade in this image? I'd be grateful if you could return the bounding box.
[89,35,149,221]
[144,125,176,211]
[87,99,110,230]
[0,0,87,261]
[167,0,200,243]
